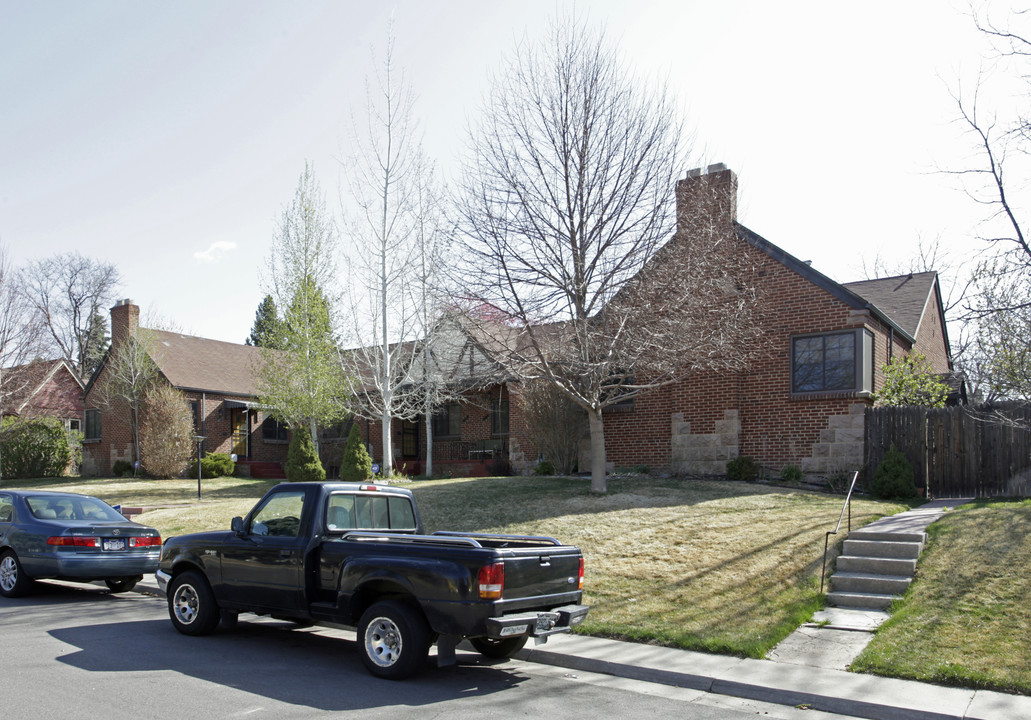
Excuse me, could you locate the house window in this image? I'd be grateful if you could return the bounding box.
[432,403,462,438]
[792,329,873,395]
[84,409,101,440]
[261,415,289,443]
[67,418,81,433]
[491,397,509,436]
[190,401,200,431]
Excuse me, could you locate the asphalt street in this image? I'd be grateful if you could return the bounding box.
[1,580,868,720]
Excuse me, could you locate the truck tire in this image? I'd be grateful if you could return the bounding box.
[357,600,431,680]
[168,571,221,636]
[470,636,528,659]
[0,550,32,598]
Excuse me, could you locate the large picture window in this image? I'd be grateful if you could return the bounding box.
[792,329,873,395]
[261,415,289,443]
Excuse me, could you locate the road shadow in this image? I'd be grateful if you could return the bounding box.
[48,611,529,711]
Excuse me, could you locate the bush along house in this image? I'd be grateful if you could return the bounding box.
[80,300,290,478]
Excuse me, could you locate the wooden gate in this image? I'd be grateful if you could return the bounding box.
[865,403,1031,498]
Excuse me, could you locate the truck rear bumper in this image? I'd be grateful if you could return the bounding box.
[485,604,589,638]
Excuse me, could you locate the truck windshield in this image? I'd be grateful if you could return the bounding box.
[326,493,416,531]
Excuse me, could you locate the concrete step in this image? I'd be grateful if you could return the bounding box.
[842,539,922,559]
[830,571,912,596]
[835,555,917,576]
[847,530,926,545]
[826,591,897,610]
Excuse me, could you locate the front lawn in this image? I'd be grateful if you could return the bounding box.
[5,473,905,659]
[850,499,1031,696]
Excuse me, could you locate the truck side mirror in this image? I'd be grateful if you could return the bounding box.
[231,516,245,534]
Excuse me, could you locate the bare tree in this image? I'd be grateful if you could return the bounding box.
[0,243,47,485]
[339,29,456,478]
[100,329,160,474]
[20,252,119,380]
[452,16,765,492]
[946,6,1031,400]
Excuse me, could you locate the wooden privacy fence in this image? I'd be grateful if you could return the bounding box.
[865,403,1031,498]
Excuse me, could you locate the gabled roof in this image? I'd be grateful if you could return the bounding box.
[5,358,83,415]
[842,272,939,340]
[735,224,917,343]
[147,330,265,397]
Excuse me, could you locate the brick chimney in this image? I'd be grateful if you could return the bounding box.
[676,163,738,236]
[110,299,139,347]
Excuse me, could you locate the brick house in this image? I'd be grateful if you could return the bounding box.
[348,165,955,480]
[2,358,84,433]
[81,300,290,477]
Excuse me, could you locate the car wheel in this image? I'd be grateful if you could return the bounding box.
[105,577,139,593]
[167,571,220,636]
[0,550,32,598]
[470,635,528,659]
[357,600,430,680]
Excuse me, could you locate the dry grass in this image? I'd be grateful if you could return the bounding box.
[9,473,908,659]
[851,499,1031,695]
[410,475,905,657]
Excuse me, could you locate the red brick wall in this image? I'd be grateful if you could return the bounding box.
[23,365,82,419]
[910,284,951,372]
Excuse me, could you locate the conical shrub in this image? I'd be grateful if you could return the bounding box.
[285,425,326,483]
[340,421,373,483]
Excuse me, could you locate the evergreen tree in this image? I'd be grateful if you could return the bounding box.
[247,294,283,348]
[285,424,325,483]
[340,421,372,482]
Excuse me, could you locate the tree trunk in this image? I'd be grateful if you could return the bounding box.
[587,408,607,493]
[424,395,434,479]
[381,408,393,478]
[309,417,319,456]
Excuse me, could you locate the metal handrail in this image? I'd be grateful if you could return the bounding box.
[433,530,562,546]
[820,470,860,594]
[341,531,484,548]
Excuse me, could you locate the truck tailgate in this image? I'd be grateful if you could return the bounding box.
[499,546,582,603]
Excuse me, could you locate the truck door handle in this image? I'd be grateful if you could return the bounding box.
[539,556,551,566]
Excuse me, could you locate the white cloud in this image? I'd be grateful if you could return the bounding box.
[193,241,238,264]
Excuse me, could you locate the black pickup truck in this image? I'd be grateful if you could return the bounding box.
[156,482,588,679]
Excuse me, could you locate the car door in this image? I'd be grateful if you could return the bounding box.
[219,488,309,612]
[0,493,12,548]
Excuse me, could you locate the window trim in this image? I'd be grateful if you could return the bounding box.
[84,408,102,441]
[431,402,462,439]
[260,414,289,444]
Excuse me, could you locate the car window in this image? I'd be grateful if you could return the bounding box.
[250,491,305,538]
[326,493,416,531]
[0,495,12,523]
[25,496,124,522]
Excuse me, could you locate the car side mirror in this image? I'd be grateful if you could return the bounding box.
[231,516,245,534]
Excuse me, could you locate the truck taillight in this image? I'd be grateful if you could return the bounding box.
[478,562,504,599]
[578,557,584,590]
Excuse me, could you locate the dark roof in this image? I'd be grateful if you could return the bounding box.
[842,272,938,339]
[147,330,265,396]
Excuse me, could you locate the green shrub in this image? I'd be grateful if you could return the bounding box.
[872,445,918,500]
[112,459,135,477]
[0,418,72,478]
[726,455,760,482]
[286,427,325,483]
[534,459,556,476]
[780,464,803,484]
[339,422,372,483]
[193,452,235,479]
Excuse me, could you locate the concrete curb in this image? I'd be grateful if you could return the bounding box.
[513,634,1031,720]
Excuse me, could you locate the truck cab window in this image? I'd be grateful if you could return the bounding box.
[251,491,305,538]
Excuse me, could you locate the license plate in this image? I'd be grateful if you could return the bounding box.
[102,539,126,551]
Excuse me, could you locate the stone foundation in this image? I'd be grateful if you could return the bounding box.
[671,409,740,475]
[801,403,865,475]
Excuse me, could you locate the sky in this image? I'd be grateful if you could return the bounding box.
[0,0,1008,345]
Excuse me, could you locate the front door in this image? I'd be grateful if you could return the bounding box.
[401,419,419,459]
[231,408,249,458]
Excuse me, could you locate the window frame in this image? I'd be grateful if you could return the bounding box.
[791,328,874,396]
[261,414,289,444]
[491,397,510,437]
[431,402,462,439]
[84,408,102,441]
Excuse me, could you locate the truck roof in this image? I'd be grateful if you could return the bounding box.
[269,482,414,499]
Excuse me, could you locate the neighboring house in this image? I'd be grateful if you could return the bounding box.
[2,358,84,433]
[358,165,956,478]
[80,301,290,477]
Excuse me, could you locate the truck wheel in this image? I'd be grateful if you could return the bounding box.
[0,550,32,598]
[168,571,220,636]
[470,636,528,659]
[105,577,139,593]
[357,600,430,680]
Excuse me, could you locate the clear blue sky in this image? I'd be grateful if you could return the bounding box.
[0,0,994,343]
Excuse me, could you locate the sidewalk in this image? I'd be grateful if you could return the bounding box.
[513,633,1030,720]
